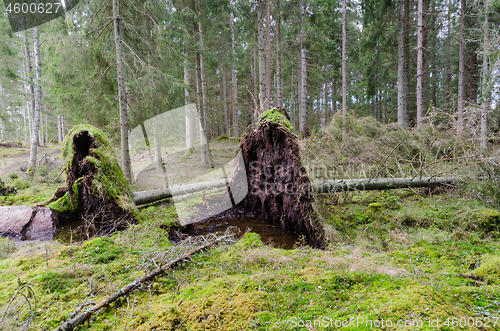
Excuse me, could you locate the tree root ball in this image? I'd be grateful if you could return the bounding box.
[233,107,325,248]
[45,125,137,237]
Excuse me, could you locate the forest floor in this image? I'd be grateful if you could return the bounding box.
[1,117,500,330]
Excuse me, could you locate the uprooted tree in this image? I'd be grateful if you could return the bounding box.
[231,107,326,248]
[45,124,137,236]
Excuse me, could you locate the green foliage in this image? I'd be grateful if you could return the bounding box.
[11,177,31,190]
[7,171,18,180]
[75,237,124,264]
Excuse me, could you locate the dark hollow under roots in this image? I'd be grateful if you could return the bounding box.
[46,131,134,238]
[232,108,325,248]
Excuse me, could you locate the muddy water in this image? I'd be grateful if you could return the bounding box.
[192,217,300,249]
[57,216,300,249]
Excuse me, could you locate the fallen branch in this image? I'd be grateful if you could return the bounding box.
[54,228,238,331]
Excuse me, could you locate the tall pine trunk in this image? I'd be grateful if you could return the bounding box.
[198,11,210,141]
[265,0,272,109]
[184,55,194,155]
[480,0,489,154]
[222,60,229,136]
[457,0,466,135]
[299,0,308,136]
[257,0,266,113]
[416,0,425,127]
[275,0,282,108]
[397,0,409,129]
[230,0,239,137]
[28,27,41,175]
[113,0,132,182]
[342,0,347,115]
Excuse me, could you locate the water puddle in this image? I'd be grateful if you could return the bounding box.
[192,217,300,249]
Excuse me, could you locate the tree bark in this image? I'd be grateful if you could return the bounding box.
[184,55,194,154]
[275,0,282,108]
[480,0,490,154]
[342,0,347,116]
[265,0,272,109]
[198,6,210,141]
[397,0,409,129]
[112,0,132,183]
[299,0,308,136]
[416,0,425,127]
[457,0,466,135]
[257,0,266,113]
[222,60,229,136]
[313,177,461,194]
[230,0,239,138]
[28,27,41,176]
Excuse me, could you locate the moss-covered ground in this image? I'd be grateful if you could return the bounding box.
[1,186,500,330]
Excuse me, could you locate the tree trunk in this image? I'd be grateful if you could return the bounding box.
[198,10,210,141]
[299,0,308,136]
[416,0,425,127]
[397,0,409,129]
[275,0,282,108]
[222,60,229,136]
[24,31,35,126]
[230,0,239,138]
[342,0,347,116]
[314,177,461,194]
[457,0,466,135]
[132,177,462,206]
[250,51,257,129]
[265,0,272,109]
[28,27,41,176]
[480,0,489,154]
[112,0,132,183]
[257,0,266,113]
[184,55,194,154]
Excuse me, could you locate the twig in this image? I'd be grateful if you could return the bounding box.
[0,285,36,328]
[54,230,237,331]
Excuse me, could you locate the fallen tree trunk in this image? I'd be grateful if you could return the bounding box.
[312,176,461,194]
[131,179,231,205]
[132,176,461,206]
[53,229,238,331]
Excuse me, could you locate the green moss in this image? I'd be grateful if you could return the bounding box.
[49,124,137,216]
[473,254,500,284]
[75,237,124,264]
[236,232,263,248]
[475,209,500,232]
[368,203,382,213]
[258,108,293,132]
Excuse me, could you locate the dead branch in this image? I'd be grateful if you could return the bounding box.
[54,228,238,331]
